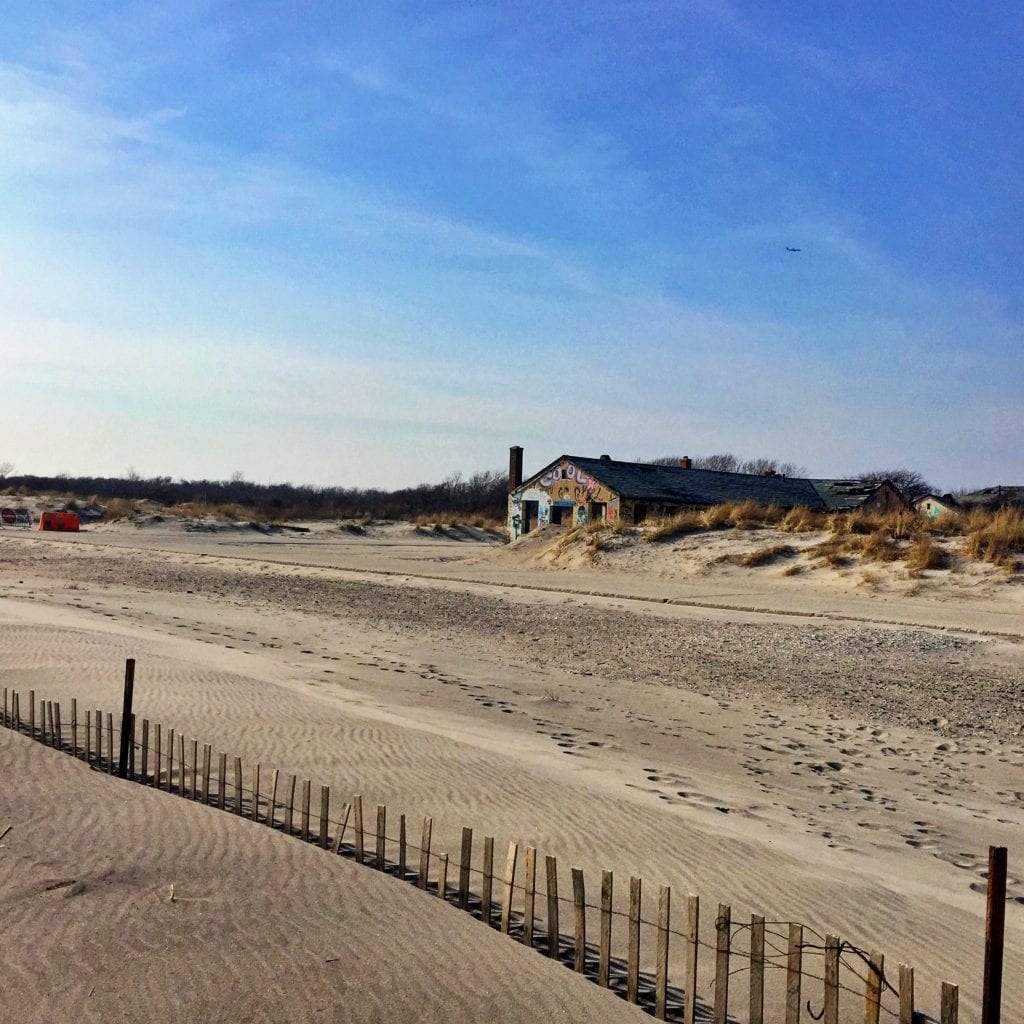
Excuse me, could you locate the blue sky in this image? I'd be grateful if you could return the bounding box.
[2,2,1020,490]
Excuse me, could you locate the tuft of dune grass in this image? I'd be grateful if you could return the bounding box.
[962,508,1024,571]
[904,534,949,572]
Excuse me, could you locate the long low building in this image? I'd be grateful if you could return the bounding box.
[506,447,905,539]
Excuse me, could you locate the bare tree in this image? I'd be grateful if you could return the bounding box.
[855,468,933,499]
[738,457,806,477]
[647,453,805,476]
[0,461,13,478]
[695,453,741,472]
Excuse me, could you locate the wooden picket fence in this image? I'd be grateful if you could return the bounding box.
[1,667,1009,1024]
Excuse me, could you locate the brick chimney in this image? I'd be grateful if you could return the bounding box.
[679,456,692,469]
[508,445,524,492]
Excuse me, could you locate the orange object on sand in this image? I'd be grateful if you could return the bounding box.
[38,511,80,532]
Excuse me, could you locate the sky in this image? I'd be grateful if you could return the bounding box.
[1,2,1021,492]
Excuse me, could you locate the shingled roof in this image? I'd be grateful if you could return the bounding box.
[807,479,890,512]
[541,456,827,509]
[958,485,1024,508]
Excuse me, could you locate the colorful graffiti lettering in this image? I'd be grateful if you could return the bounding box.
[576,505,588,525]
[539,462,597,492]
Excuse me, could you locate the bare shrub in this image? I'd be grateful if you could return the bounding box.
[781,563,804,576]
[858,571,881,591]
[905,535,949,571]
[859,530,902,563]
[735,543,796,567]
[779,506,824,533]
[644,511,705,542]
[701,504,733,528]
[963,508,1024,569]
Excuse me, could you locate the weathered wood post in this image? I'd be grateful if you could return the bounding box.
[982,846,1007,1024]
[118,658,135,778]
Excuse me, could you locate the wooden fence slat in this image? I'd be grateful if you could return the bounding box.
[85,709,92,764]
[898,964,914,1024]
[376,804,386,870]
[201,744,211,804]
[218,753,227,811]
[572,867,586,974]
[190,738,198,796]
[750,914,765,1024]
[96,711,102,770]
[45,701,52,745]
[983,846,1007,1024]
[941,982,958,1024]
[269,768,280,827]
[500,842,519,935]
[129,714,136,777]
[866,951,884,1024]
[685,894,699,1024]
[166,727,174,791]
[140,720,149,784]
[332,802,351,855]
[459,827,473,910]
[398,814,407,876]
[251,764,261,822]
[354,796,364,863]
[599,869,613,987]
[546,855,559,959]
[70,698,78,758]
[319,785,330,848]
[177,733,185,793]
[482,837,494,927]
[824,934,840,1024]
[715,903,731,1024]
[284,774,296,834]
[418,816,433,890]
[438,853,448,899]
[523,847,537,947]
[153,723,161,785]
[301,780,311,842]
[54,703,62,751]
[29,689,35,739]
[2,687,6,729]
[233,756,243,814]
[107,712,115,775]
[627,876,641,1004]
[786,923,803,1024]
[656,885,671,1021]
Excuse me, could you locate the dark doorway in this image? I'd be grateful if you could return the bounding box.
[590,502,607,522]
[551,503,573,526]
[633,504,648,524]
[523,501,539,533]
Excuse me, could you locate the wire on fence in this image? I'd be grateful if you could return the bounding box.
[1,687,958,1024]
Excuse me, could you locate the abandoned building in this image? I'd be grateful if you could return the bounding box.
[956,485,1024,511]
[506,447,907,539]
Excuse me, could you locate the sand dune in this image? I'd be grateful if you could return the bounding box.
[1,524,1021,1022]
[0,728,647,1024]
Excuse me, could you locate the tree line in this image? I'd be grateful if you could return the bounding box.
[0,469,509,521]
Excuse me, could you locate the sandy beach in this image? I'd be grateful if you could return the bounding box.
[1,519,1021,1022]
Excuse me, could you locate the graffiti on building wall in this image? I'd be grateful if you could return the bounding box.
[539,462,599,493]
[576,505,588,525]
